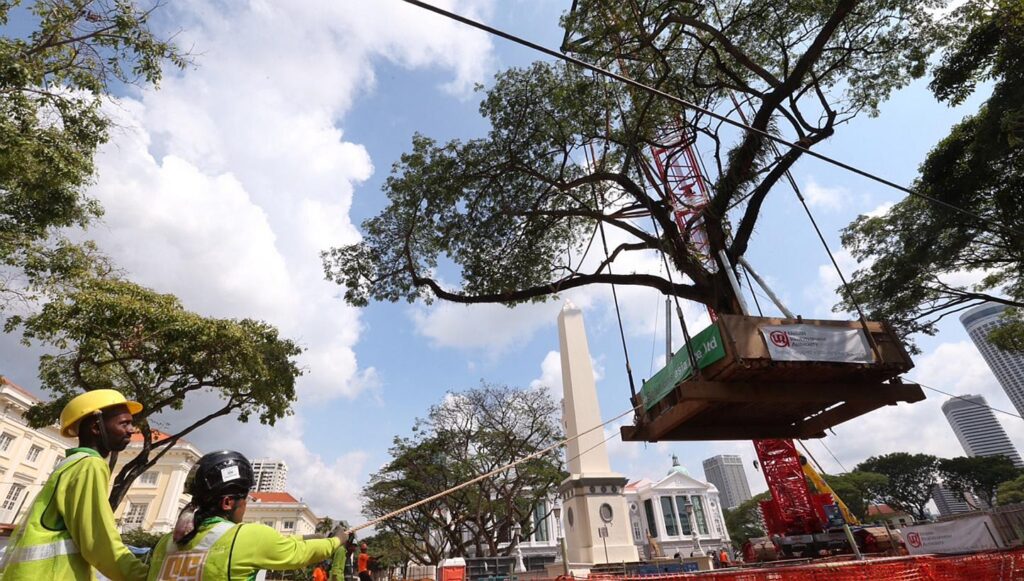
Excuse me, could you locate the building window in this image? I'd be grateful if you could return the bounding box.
[0,433,14,452]
[674,496,692,535]
[1,484,24,511]
[122,502,149,529]
[643,499,658,537]
[533,502,549,542]
[139,472,159,486]
[263,520,275,528]
[283,520,295,531]
[660,496,679,537]
[26,445,43,463]
[631,519,642,542]
[52,456,63,470]
[690,496,709,535]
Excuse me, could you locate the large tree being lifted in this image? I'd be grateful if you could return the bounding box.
[323,0,946,313]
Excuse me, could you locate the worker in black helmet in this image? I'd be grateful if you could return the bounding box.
[146,450,349,580]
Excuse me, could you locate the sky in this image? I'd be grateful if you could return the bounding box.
[2,0,1022,526]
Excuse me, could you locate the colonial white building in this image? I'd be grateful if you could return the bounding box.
[112,431,202,534]
[244,492,319,536]
[625,456,730,559]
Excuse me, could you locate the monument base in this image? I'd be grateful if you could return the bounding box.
[559,474,640,565]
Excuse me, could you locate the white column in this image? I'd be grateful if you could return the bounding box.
[559,301,611,476]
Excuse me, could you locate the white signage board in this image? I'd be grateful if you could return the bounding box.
[759,324,873,363]
[903,516,1004,555]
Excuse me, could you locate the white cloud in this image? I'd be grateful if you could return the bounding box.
[806,248,860,318]
[864,201,894,218]
[803,177,848,211]
[70,0,496,518]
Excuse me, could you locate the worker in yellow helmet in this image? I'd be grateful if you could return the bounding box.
[0,389,148,580]
[147,450,349,580]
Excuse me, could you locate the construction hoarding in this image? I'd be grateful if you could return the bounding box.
[903,515,1004,555]
[758,324,873,363]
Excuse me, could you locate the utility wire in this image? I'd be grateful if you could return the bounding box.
[912,380,1024,421]
[818,439,850,474]
[399,0,1024,241]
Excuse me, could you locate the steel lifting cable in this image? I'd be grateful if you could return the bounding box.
[399,0,1024,241]
[584,144,640,402]
[348,404,639,533]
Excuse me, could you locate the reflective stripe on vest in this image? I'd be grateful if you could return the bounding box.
[0,452,91,573]
[4,538,78,564]
[155,521,235,581]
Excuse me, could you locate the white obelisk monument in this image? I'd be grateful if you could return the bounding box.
[558,301,639,568]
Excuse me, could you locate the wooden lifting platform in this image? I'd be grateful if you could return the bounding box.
[621,315,925,442]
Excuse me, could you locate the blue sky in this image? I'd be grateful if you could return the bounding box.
[2,0,1020,525]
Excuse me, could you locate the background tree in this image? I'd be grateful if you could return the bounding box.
[996,474,1024,505]
[938,455,1021,508]
[120,529,162,550]
[855,453,938,520]
[723,491,769,548]
[362,384,564,565]
[8,277,303,507]
[840,0,1023,351]
[822,471,890,522]
[0,0,186,305]
[324,0,945,315]
[362,531,408,581]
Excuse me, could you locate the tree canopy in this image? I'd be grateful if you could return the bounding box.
[938,455,1021,508]
[0,0,185,305]
[9,277,303,506]
[996,474,1024,505]
[362,384,564,565]
[723,491,769,548]
[324,0,946,314]
[840,0,1024,351]
[855,453,938,520]
[822,471,889,522]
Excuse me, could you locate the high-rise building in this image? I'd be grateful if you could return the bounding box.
[931,484,975,517]
[702,454,752,509]
[941,395,1023,468]
[251,459,289,492]
[961,303,1024,417]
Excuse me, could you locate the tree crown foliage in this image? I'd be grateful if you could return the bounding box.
[723,491,769,547]
[324,0,946,315]
[0,0,186,305]
[855,452,938,520]
[362,384,564,565]
[821,471,889,522]
[10,277,302,506]
[840,0,1024,351]
[938,455,1021,508]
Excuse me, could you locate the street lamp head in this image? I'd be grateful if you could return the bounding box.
[683,498,694,516]
[552,506,562,520]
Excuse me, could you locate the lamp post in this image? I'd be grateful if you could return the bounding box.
[553,504,569,575]
[683,498,703,556]
[512,522,526,574]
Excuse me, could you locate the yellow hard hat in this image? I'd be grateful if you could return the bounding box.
[59,389,143,438]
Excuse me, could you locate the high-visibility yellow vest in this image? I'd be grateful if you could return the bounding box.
[149,519,339,581]
[0,452,92,580]
[148,520,237,581]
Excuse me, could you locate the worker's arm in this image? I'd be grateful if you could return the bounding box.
[60,458,149,581]
[232,524,340,573]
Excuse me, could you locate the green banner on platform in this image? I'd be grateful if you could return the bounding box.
[640,324,726,411]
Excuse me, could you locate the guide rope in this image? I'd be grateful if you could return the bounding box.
[349,404,639,532]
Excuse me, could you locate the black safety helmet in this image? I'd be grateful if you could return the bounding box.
[187,450,255,502]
